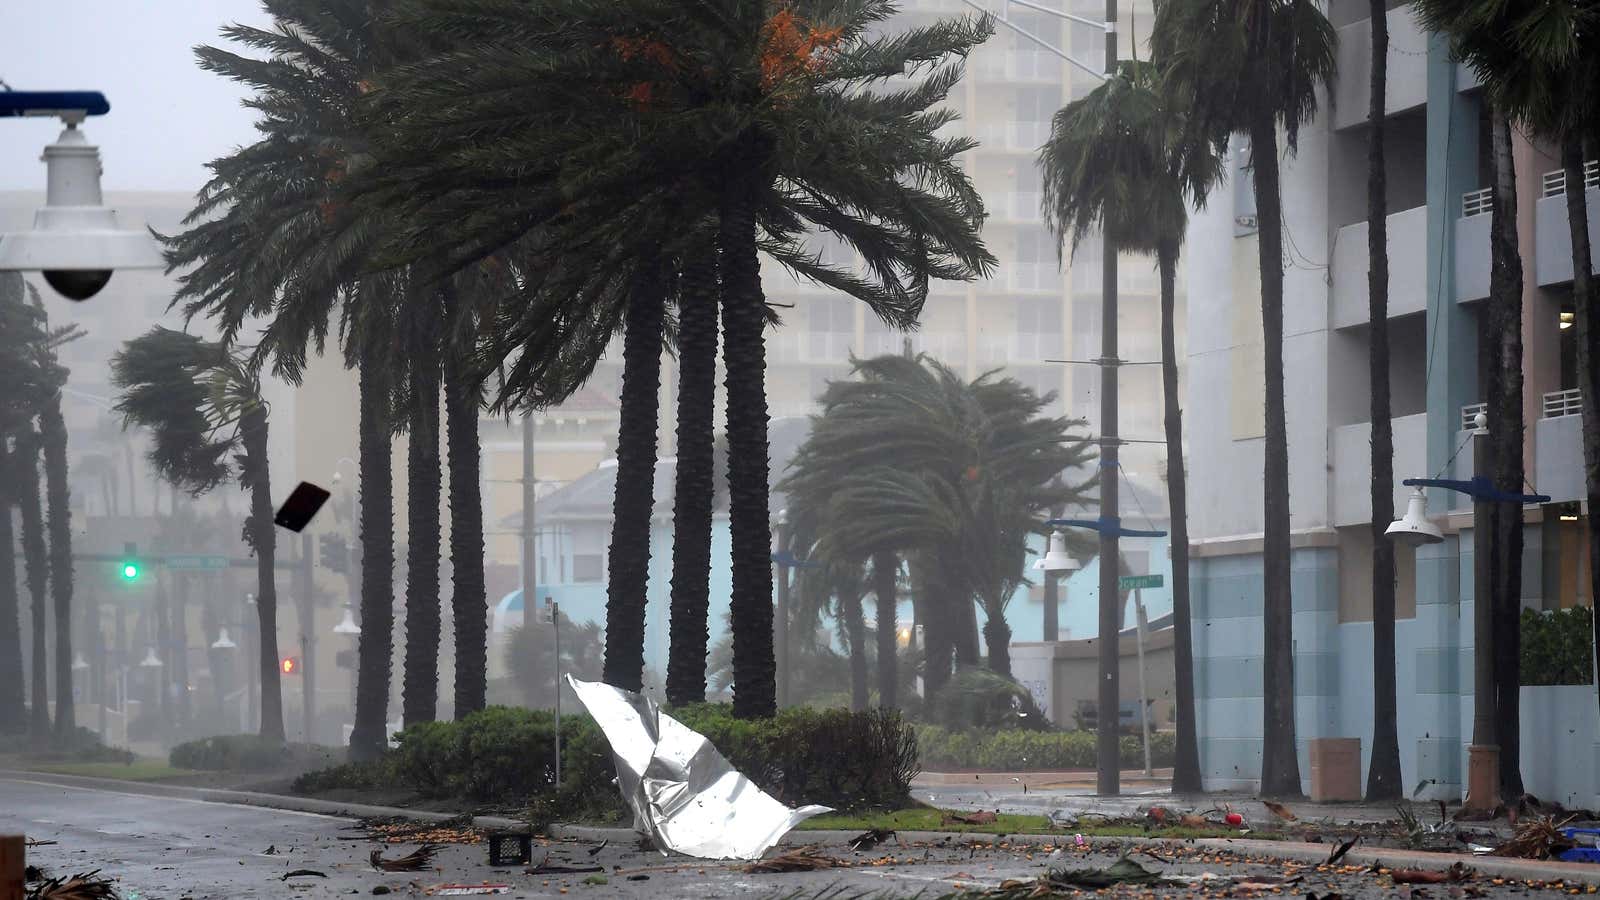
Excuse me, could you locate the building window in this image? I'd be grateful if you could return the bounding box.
[572,554,603,583]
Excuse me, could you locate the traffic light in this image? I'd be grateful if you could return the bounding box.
[119,542,141,582]
[280,656,301,676]
[318,533,349,574]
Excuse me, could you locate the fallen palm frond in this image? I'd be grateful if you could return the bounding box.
[1386,862,1473,884]
[746,847,850,873]
[371,845,441,871]
[1491,815,1576,860]
[848,829,896,852]
[26,869,118,900]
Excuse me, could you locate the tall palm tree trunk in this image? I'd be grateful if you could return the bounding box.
[1486,108,1525,800]
[601,267,666,693]
[0,444,25,734]
[1365,0,1402,801]
[42,395,76,740]
[842,585,869,711]
[981,599,1013,677]
[402,363,443,726]
[872,551,897,708]
[1252,116,1302,798]
[666,231,720,707]
[1561,135,1599,728]
[446,352,487,717]
[351,362,396,760]
[1159,241,1202,793]
[18,437,50,740]
[720,192,776,719]
[241,407,284,742]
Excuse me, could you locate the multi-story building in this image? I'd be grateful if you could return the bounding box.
[1181,0,1599,801]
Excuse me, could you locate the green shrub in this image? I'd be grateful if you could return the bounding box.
[923,668,1048,732]
[293,703,918,816]
[169,735,341,772]
[0,726,135,764]
[915,724,1175,770]
[1522,606,1594,686]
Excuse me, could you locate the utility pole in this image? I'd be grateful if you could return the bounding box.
[1134,590,1152,776]
[522,416,537,608]
[1095,0,1121,799]
[548,596,562,789]
[1467,428,1498,810]
[300,532,316,744]
[774,512,790,708]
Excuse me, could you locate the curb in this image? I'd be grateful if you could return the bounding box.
[8,770,1599,884]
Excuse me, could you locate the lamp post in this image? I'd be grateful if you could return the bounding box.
[773,510,790,707]
[1048,516,1167,795]
[1033,530,1082,642]
[1385,416,1547,811]
[546,597,561,789]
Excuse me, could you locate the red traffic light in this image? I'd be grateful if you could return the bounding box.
[280,656,301,675]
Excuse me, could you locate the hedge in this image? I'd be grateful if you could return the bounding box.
[169,735,342,772]
[293,703,919,816]
[916,724,1175,770]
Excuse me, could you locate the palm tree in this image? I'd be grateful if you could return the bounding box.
[447,269,494,718]
[1414,0,1600,748]
[1362,0,1401,802]
[15,432,50,740]
[111,327,285,742]
[358,0,996,715]
[666,226,721,707]
[400,283,445,727]
[869,551,899,709]
[0,437,21,735]
[1153,0,1337,798]
[1038,58,1216,792]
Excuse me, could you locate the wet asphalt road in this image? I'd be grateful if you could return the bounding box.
[5,776,1598,899]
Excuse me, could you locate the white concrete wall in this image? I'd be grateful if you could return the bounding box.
[1331,205,1429,329]
[1333,8,1431,131]
[1331,413,1428,527]
[1535,413,1585,504]
[1534,186,1600,287]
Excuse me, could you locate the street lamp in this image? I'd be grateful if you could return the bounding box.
[1386,415,1548,812]
[71,653,90,672]
[1034,530,1082,573]
[0,91,164,300]
[332,604,361,635]
[138,646,163,669]
[211,627,238,651]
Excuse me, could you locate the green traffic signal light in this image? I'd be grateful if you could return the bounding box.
[121,561,140,581]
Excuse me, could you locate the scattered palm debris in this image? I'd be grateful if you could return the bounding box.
[1262,800,1298,822]
[944,810,999,826]
[745,847,850,874]
[848,829,896,852]
[524,853,605,875]
[1326,836,1359,865]
[1047,854,1170,888]
[23,839,57,848]
[263,844,278,855]
[349,816,483,845]
[423,884,510,896]
[1491,815,1577,860]
[25,869,118,900]
[1386,862,1473,884]
[585,840,608,857]
[371,845,440,872]
[280,869,328,881]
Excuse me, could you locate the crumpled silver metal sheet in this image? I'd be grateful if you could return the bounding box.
[566,675,831,860]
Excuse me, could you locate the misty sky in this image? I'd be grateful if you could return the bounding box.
[2,2,272,193]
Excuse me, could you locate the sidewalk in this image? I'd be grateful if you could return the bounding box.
[915,768,1174,789]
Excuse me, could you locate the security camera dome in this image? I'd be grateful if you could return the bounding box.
[43,269,113,301]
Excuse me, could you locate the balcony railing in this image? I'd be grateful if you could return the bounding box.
[1544,388,1583,419]
[1462,188,1494,217]
[1461,401,1487,431]
[1541,160,1600,199]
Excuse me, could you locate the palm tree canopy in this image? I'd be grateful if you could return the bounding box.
[1151,0,1337,174]
[110,326,264,495]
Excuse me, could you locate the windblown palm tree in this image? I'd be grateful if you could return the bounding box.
[1037,57,1218,793]
[1153,0,1337,798]
[360,0,997,716]
[112,327,285,742]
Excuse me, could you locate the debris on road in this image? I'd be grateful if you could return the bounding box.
[1262,800,1297,822]
[944,811,999,826]
[23,839,57,848]
[423,883,510,895]
[1048,854,1170,888]
[352,818,484,846]
[1326,837,1359,865]
[370,846,440,872]
[745,847,849,874]
[1386,862,1473,884]
[523,855,604,875]
[279,869,328,881]
[848,829,897,852]
[25,869,117,900]
[567,676,830,860]
[1493,817,1577,860]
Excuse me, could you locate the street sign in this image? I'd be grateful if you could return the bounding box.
[165,554,229,571]
[1118,574,1163,591]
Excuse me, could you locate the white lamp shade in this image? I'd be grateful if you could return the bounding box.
[1386,489,1445,546]
[211,627,237,650]
[333,606,361,635]
[0,125,163,278]
[138,646,163,668]
[1033,531,1082,572]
